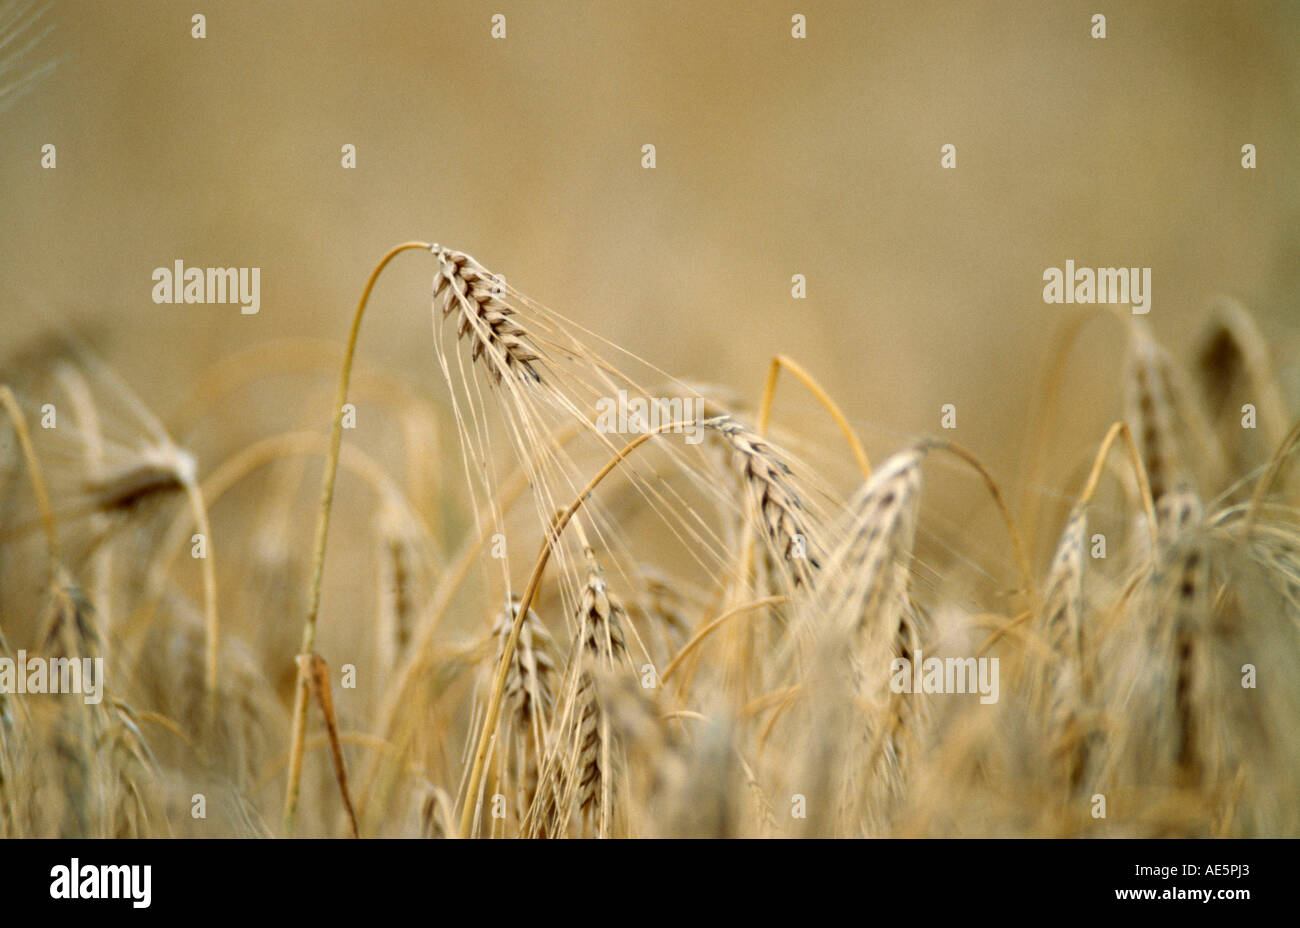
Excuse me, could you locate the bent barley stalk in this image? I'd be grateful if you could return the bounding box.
[758,354,871,480]
[286,241,556,833]
[284,241,432,834]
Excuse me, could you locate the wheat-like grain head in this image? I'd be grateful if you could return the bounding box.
[432,246,543,387]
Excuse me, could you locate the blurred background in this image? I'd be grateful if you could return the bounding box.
[2,0,1298,558]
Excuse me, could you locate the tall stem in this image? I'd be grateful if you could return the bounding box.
[283,241,431,835]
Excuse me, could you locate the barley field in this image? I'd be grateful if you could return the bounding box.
[2,1,1299,839]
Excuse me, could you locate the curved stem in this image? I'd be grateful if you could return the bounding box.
[284,240,431,835]
[758,354,871,478]
[918,438,1034,604]
[660,595,785,685]
[1017,308,1123,552]
[301,241,432,654]
[1078,421,1158,552]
